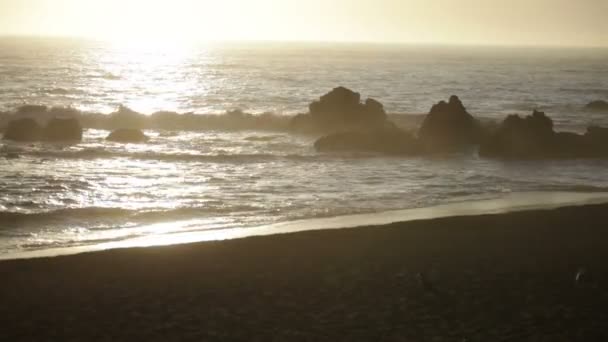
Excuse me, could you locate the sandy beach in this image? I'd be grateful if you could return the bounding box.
[2,203,608,341]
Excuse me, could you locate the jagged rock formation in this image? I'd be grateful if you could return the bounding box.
[479,110,608,159]
[418,95,482,152]
[291,87,388,133]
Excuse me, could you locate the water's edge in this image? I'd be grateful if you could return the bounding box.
[3,191,608,261]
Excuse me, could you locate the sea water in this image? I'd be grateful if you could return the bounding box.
[1,37,608,257]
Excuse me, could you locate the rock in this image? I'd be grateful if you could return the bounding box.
[585,126,608,144]
[583,126,608,157]
[553,132,588,156]
[479,110,608,159]
[44,118,83,142]
[106,129,149,143]
[585,100,608,111]
[15,105,48,116]
[314,124,420,155]
[479,110,558,159]
[3,117,83,142]
[108,106,147,129]
[292,87,388,133]
[418,96,482,152]
[2,118,43,142]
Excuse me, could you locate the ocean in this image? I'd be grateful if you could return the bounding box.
[1,37,608,257]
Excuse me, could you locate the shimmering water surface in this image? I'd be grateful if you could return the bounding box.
[1,38,608,256]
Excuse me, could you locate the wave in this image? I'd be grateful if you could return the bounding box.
[244,134,283,142]
[533,184,608,193]
[0,105,296,132]
[0,104,426,133]
[15,148,325,163]
[44,88,71,95]
[0,205,262,228]
[0,207,132,226]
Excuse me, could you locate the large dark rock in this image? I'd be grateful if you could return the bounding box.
[15,105,48,116]
[108,106,147,129]
[585,100,608,112]
[586,125,608,140]
[418,95,482,152]
[3,117,83,142]
[2,118,43,142]
[314,124,420,155]
[479,110,608,159]
[479,110,558,159]
[291,87,388,133]
[585,126,608,148]
[44,118,83,142]
[106,129,149,143]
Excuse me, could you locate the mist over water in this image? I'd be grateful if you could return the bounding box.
[1,37,608,256]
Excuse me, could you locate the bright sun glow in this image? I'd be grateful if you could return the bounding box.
[72,0,215,44]
[0,0,606,47]
[57,0,312,45]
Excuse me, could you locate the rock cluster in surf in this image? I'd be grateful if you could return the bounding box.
[418,95,483,151]
[479,110,608,159]
[293,87,421,154]
[1,86,607,160]
[291,87,389,133]
[307,87,608,159]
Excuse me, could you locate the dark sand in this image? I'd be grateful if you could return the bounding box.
[2,204,608,341]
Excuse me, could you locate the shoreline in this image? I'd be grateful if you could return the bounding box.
[2,201,608,340]
[3,191,608,261]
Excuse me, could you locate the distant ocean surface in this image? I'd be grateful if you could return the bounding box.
[1,37,608,256]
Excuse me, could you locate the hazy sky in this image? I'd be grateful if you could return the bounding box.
[0,0,606,46]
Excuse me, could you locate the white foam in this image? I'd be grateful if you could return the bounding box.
[3,191,608,261]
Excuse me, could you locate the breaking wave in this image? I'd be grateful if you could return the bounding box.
[18,149,324,163]
[0,104,430,133]
[0,105,295,132]
[0,205,262,229]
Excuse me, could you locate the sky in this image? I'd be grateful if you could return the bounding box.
[0,0,606,47]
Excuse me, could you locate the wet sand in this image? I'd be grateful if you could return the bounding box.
[2,203,608,341]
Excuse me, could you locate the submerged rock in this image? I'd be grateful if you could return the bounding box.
[106,129,149,143]
[2,118,43,142]
[418,95,482,152]
[585,100,608,112]
[44,118,83,142]
[479,110,608,159]
[291,87,388,133]
[314,124,420,155]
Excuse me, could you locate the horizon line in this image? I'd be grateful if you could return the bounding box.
[0,33,606,50]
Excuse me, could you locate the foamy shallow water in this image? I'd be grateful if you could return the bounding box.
[3,191,608,260]
[2,128,608,257]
